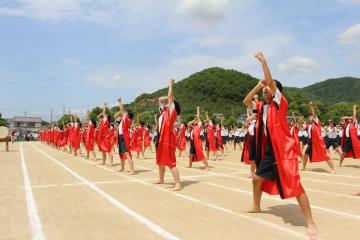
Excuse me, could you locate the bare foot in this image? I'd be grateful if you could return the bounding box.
[246,207,261,213]
[351,190,360,196]
[330,170,336,174]
[204,167,210,171]
[307,222,318,240]
[127,171,135,175]
[300,168,306,171]
[99,163,105,165]
[170,185,183,191]
[155,180,164,184]
[118,168,125,172]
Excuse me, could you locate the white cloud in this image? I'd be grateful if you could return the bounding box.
[338,23,360,45]
[337,0,360,4]
[0,0,116,23]
[176,0,228,25]
[278,56,320,73]
[85,69,124,88]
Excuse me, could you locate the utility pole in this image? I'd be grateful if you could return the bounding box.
[50,109,53,123]
[24,111,27,117]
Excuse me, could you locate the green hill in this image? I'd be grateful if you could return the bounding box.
[84,68,360,126]
[130,67,258,122]
[303,77,360,104]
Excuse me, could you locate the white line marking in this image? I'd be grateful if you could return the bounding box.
[205,182,360,221]
[20,143,46,240]
[34,143,307,239]
[207,157,360,179]
[138,158,360,218]
[31,144,180,240]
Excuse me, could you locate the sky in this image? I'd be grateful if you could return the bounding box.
[0,0,359,121]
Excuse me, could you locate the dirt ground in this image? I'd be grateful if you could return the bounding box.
[0,141,359,240]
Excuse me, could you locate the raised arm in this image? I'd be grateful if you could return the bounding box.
[136,114,140,125]
[292,112,297,123]
[97,103,107,120]
[117,97,125,113]
[243,80,266,108]
[205,111,210,122]
[168,79,175,105]
[187,119,195,128]
[246,113,258,123]
[154,114,158,126]
[197,106,200,121]
[255,52,276,94]
[353,104,357,120]
[114,111,122,119]
[86,110,92,121]
[309,101,316,118]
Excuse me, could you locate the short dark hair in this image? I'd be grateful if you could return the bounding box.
[273,79,283,93]
[91,119,97,128]
[127,110,134,119]
[174,101,181,115]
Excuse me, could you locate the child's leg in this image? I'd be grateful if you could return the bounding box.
[156,165,165,184]
[302,154,308,170]
[247,174,265,213]
[296,193,318,239]
[169,167,182,191]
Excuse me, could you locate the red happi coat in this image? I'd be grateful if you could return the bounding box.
[241,133,251,165]
[216,128,223,149]
[342,122,360,159]
[255,97,304,199]
[291,126,302,157]
[156,106,178,167]
[119,114,132,160]
[131,126,144,152]
[206,124,217,152]
[143,128,151,147]
[178,126,187,151]
[174,128,179,149]
[67,126,73,147]
[191,125,206,162]
[85,123,95,151]
[109,127,116,148]
[72,124,81,150]
[57,130,63,147]
[97,118,112,153]
[307,121,330,162]
[60,129,68,147]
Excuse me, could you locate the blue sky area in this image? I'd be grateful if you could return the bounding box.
[0,0,359,120]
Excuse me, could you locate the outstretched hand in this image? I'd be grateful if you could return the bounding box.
[255,52,265,62]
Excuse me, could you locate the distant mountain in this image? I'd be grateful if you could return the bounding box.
[90,68,359,125]
[303,77,360,104]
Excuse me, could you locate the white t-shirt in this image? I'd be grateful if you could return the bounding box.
[158,103,175,134]
[327,127,337,139]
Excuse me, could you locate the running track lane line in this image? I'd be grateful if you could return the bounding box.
[30,144,180,240]
[31,144,307,239]
[20,143,46,240]
[136,158,360,219]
